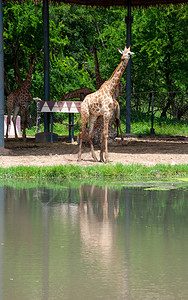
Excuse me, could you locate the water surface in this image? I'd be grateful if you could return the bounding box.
[0,183,188,299]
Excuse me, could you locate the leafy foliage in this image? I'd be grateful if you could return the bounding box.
[3,1,188,124]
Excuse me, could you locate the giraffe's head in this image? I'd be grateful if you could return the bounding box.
[118,46,134,60]
[29,55,36,65]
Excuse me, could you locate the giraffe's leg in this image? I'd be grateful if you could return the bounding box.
[100,116,110,163]
[90,141,97,161]
[104,124,109,163]
[78,119,98,161]
[116,118,124,141]
[12,106,20,140]
[100,130,105,162]
[6,113,11,141]
[22,109,27,141]
[114,100,123,141]
[115,117,120,137]
[78,115,89,161]
[78,129,83,161]
[6,97,14,141]
[88,115,98,161]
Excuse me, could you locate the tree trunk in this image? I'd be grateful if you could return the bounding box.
[161,92,176,118]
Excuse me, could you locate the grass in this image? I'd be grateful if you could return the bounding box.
[0,164,188,180]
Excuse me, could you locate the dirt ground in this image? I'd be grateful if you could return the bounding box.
[0,134,188,168]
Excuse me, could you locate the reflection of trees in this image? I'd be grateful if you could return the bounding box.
[5,187,33,247]
[4,186,43,300]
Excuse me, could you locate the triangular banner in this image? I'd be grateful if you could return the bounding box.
[39,101,81,113]
[40,102,45,111]
[62,102,69,112]
[66,101,72,112]
[57,102,64,111]
[53,102,59,112]
[70,102,78,113]
[47,102,55,111]
[41,102,50,112]
[75,102,81,112]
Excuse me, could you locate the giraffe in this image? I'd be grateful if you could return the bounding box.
[61,87,92,101]
[6,55,36,141]
[91,46,124,140]
[78,46,134,163]
[89,100,123,145]
[91,46,104,90]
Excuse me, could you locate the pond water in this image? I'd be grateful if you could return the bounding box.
[0,183,188,300]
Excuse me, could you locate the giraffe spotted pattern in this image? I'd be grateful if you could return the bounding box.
[78,46,134,163]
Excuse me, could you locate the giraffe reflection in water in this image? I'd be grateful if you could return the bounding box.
[78,185,122,269]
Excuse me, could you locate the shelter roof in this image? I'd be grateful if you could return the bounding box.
[55,0,188,8]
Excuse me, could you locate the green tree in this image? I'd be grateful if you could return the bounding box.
[3,1,187,121]
[3,1,43,92]
[132,5,188,118]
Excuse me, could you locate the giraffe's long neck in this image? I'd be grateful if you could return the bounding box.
[22,61,35,90]
[62,87,92,100]
[106,57,130,96]
[93,47,104,90]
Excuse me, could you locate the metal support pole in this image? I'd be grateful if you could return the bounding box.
[43,0,50,133]
[125,0,133,134]
[0,0,4,148]
[68,113,74,143]
[50,112,53,143]
[71,113,74,143]
[69,114,71,141]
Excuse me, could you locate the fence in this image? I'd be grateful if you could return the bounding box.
[131,91,187,120]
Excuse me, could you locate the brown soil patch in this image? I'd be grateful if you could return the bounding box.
[0,135,188,168]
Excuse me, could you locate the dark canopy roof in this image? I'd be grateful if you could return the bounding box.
[58,0,187,8]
